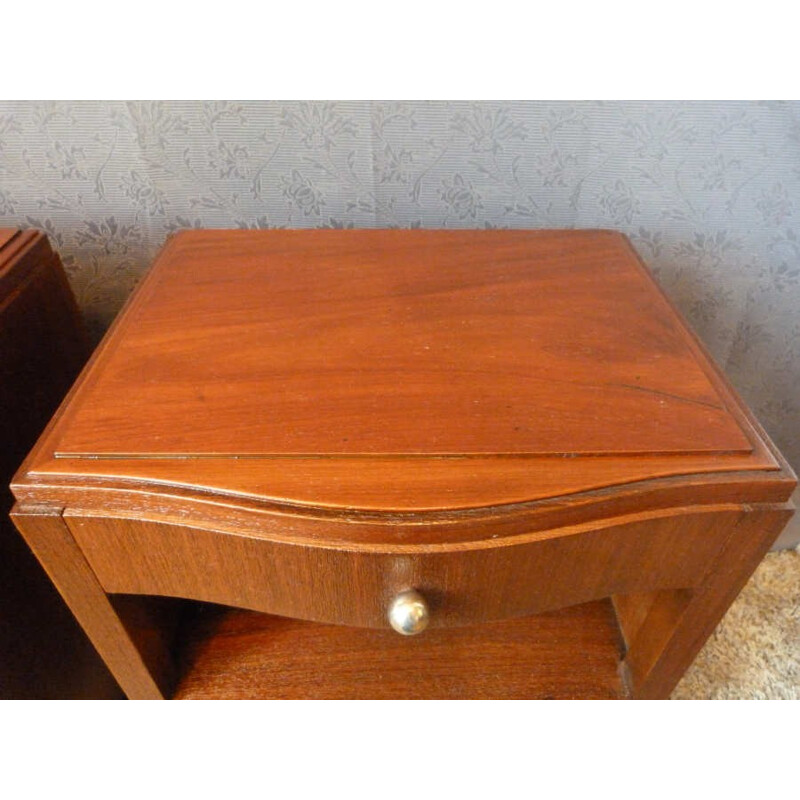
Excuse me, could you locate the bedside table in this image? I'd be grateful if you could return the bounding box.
[10,229,795,699]
[0,229,120,698]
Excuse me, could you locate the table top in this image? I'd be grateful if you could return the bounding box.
[15,229,790,515]
[1,229,31,283]
[0,229,18,251]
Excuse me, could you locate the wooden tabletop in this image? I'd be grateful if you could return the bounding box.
[0,230,28,282]
[0,229,19,251]
[16,229,787,514]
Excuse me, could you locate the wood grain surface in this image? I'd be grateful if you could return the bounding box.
[618,502,793,698]
[0,231,119,699]
[17,228,787,517]
[11,506,167,699]
[44,229,751,458]
[173,599,626,700]
[9,228,795,700]
[0,228,20,253]
[64,506,746,631]
[25,448,781,514]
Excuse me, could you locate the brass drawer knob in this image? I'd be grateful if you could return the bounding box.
[388,590,430,635]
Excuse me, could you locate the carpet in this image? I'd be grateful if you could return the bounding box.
[672,547,800,699]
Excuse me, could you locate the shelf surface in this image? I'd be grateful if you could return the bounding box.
[173,599,627,700]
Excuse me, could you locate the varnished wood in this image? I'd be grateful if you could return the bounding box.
[10,229,795,699]
[24,450,782,514]
[15,231,786,515]
[0,231,118,699]
[620,503,793,698]
[64,507,745,630]
[174,599,626,700]
[612,591,660,650]
[109,595,186,696]
[48,230,752,458]
[10,505,168,699]
[0,229,18,250]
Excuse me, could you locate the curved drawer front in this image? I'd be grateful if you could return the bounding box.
[64,508,742,630]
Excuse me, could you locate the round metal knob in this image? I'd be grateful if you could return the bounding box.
[388,590,430,635]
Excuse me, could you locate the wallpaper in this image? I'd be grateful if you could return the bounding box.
[0,100,798,471]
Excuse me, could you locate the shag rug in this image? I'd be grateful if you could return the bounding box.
[672,547,800,699]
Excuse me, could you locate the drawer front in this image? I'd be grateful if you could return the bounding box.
[65,508,741,630]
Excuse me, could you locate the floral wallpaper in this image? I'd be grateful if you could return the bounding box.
[0,101,798,472]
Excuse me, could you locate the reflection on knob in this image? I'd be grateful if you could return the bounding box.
[388,590,430,635]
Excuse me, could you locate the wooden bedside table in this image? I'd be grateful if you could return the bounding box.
[0,229,119,698]
[10,229,795,699]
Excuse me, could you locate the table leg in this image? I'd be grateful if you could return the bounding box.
[616,502,793,699]
[10,504,171,699]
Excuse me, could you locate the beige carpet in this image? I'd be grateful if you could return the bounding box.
[672,548,800,699]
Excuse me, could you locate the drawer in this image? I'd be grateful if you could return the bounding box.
[65,507,740,631]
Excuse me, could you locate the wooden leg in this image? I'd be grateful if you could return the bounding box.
[616,502,793,699]
[10,504,172,699]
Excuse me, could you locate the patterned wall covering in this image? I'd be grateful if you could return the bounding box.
[0,101,798,470]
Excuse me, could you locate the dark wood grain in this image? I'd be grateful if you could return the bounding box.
[0,231,119,699]
[174,599,626,700]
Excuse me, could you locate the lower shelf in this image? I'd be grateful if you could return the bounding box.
[173,599,627,700]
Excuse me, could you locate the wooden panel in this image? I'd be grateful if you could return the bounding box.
[11,505,166,699]
[620,503,793,698]
[18,229,790,520]
[0,229,38,288]
[65,507,741,630]
[0,240,87,471]
[110,595,186,697]
[173,599,626,700]
[50,229,750,457]
[612,591,660,649]
[30,448,781,514]
[0,232,118,699]
[0,511,121,699]
[0,229,19,252]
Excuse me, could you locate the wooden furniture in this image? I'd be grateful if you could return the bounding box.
[10,229,795,699]
[0,229,120,699]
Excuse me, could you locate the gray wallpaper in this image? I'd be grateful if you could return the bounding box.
[0,101,798,471]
